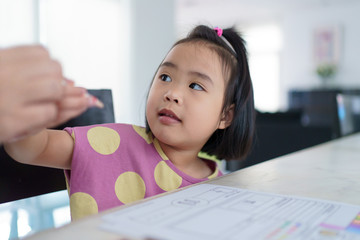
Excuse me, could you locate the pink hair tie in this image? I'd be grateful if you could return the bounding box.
[214,27,237,56]
[214,27,223,37]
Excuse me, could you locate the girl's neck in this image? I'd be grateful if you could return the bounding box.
[158,141,213,179]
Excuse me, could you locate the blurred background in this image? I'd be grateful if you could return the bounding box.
[1,0,360,239]
[1,0,359,124]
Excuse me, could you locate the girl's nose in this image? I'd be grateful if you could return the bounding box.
[164,90,182,104]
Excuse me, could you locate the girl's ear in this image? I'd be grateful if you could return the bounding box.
[218,104,234,129]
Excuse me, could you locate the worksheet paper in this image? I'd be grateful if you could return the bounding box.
[101,184,360,240]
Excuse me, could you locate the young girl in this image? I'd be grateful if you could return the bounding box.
[4,25,255,220]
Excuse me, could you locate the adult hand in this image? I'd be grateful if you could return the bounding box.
[47,79,104,128]
[0,45,101,143]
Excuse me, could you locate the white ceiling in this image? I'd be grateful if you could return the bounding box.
[175,0,360,27]
[177,0,359,9]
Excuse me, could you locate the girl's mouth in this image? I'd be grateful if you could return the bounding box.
[158,109,181,124]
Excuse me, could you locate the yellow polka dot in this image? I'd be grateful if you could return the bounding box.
[198,151,218,161]
[115,172,146,204]
[64,172,70,196]
[87,126,120,155]
[208,167,219,179]
[132,125,153,144]
[153,138,169,160]
[154,161,182,191]
[70,192,98,221]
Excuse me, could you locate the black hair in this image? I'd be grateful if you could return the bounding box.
[146,25,255,161]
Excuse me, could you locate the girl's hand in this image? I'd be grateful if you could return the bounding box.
[3,80,101,169]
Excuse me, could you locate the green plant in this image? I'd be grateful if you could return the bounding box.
[316,63,337,78]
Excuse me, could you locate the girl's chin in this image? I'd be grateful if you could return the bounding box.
[158,115,182,125]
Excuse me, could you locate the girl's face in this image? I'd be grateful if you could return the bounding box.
[146,42,231,152]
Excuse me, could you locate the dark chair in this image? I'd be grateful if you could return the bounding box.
[227,110,333,171]
[228,90,360,172]
[336,93,360,136]
[0,89,114,203]
[288,89,360,139]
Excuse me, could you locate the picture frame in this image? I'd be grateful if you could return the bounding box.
[313,25,341,65]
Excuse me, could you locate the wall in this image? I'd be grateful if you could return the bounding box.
[175,1,360,111]
[126,0,175,125]
[0,0,36,46]
[3,1,358,118]
[280,2,360,109]
[0,0,175,126]
[40,0,176,125]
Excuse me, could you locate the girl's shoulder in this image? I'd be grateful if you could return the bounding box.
[64,123,144,134]
[64,123,152,145]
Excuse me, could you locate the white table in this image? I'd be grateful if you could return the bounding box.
[26,133,360,239]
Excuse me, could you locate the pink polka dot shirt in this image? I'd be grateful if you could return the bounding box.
[64,123,223,220]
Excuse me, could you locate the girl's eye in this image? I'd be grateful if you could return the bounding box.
[160,74,171,82]
[189,83,204,91]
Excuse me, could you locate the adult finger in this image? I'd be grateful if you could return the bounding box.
[21,58,63,80]
[0,45,50,64]
[59,85,104,109]
[63,85,87,97]
[57,94,89,110]
[47,103,89,129]
[3,58,65,102]
[21,76,66,103]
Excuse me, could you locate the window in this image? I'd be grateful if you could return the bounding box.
[0,1,126,238]
[242,24,283,112]
[0,0,128,123]
[38,0,127,122]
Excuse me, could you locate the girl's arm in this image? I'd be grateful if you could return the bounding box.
[4,129,74,169]
[4,82,103,169]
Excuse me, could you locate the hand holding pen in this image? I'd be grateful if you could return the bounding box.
[46,78,104,129]
[0,45,103,143]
